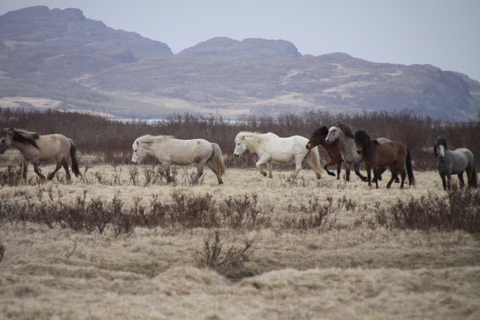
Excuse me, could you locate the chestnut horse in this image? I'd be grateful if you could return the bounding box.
[306,126,343,178]
[354,130,414,189]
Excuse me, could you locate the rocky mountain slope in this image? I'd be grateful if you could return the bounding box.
[1,6,479,120]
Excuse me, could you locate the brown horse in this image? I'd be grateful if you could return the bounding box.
[354,130,414,188]
[306,126,343,178]
[0,128,80,181]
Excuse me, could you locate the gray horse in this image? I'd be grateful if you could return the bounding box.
[434,136,477,190]
[325,122,367,182]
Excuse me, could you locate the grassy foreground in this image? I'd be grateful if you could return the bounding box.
[1,160,479,319]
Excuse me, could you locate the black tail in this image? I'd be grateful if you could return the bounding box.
[469,167,478,188]
[406,149,415,186]
[69,140,80,177]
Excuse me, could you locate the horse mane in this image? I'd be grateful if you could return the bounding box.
[4,128,40,148]
[332,121,354,138]
[235,131,276,152]
[137,134,174,143]
[313,126,329,137]
[355,130,374,158]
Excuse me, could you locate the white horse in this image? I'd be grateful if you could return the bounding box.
[325,122,367,182]
[131,135,226,184]
[233,131,322,179]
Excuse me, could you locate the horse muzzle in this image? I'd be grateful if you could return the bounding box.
[234,153,240,158]
[131,160,137,165]
[305,144,311,150]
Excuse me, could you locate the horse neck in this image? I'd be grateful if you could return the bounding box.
[10,140,31,155]
[336,135,358,160]
[243,135,264,152]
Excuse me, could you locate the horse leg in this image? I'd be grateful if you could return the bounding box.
[439,173,447,190]
[47,161,64,180]
[256,157,269,177]
[458,172,465,188]
[206,160,223,184]
[366,168,373,188]
[446,174,452,190]
[163,164,174,183]
[267,162,273,178]
[336,162,342,179]
[323,159,337,177]
[291,157,303,179]
[61,159,71,181]
[33,162,46,179]
[354,161,367,182]
[344,162,351,181]
[22,162,28,180]
[386,165,398,188]
[375,166,386,182]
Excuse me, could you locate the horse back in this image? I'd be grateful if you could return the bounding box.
[375,141,407,166]
[450,148,474,173]
[37,134,71,161]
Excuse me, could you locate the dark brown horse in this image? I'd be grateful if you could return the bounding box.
[306,126,343,178]
[354,130,414,189]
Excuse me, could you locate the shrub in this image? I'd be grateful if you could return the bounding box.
[375,185,480,233]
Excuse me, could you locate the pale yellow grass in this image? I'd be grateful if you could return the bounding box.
[1,161,480,319]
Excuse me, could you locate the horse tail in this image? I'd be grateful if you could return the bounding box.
[69,138,81,177]
[470,167,478,188]
[307,147,322,177]
[211,143,226,176]
[406,148,415,186]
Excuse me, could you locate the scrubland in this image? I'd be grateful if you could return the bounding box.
[0,109,480,319]
[1,160,480,319]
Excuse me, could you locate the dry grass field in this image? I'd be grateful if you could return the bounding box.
[1,153,480,319]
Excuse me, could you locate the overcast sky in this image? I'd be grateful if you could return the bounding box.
[1,0,480,81]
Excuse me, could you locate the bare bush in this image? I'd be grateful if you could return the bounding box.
[375,185,480,233]
[194,231,255,279]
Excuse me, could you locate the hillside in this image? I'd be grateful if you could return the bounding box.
[1,6,480,120]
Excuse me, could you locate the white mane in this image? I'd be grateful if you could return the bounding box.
[235,132,278,152]
[137,134,174,144]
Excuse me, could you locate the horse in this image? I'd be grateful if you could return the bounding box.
[0,128,80,181]
[433,136,477,190]
[234,131,322,179]
[324,122,367,182]
[354,130,415,188]
[306,126,343,178]
[131,135,226,184]
[306,126,394,181]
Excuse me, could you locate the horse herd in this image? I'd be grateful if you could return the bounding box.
[0,123,477,191]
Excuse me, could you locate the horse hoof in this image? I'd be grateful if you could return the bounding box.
[328,172,335,176]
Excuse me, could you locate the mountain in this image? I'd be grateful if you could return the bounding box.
[1,6,479,120]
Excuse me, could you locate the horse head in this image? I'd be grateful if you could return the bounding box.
[131,139,147,164]
[434,136,448,158]
[0,129,11,154]
[306,126,328,149]
[325,126,341,144]
[354,130,372,156]
[233,135,247,157]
